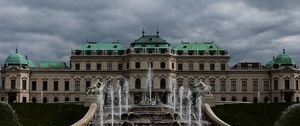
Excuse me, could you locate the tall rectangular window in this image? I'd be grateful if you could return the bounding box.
[31,81,36,91]
[75,64,80,70]
[64,81,70,91]
[22,80,27,90]
[172,63,174,69]
[221,64,226,70]
[107,63,112,70]
[242,80,247,91]
[199,64,204,70]
[118,64,123,70]
[75,81,80,91]
[188,63,193,71]
[210,80,215,92]
[86,63,91,70]
[296,80,299,90]
[231,80,236,91]
[42,81,48,91]
[285,80,290,89]
[11,80,16,90]
[264,80,269,91]
[253,80,258,91]
[178,64,183,70]
[86,81,91,91]
[178,79,183,87]
[126,63,129,69]
[2,79,5,90]
[274,80,278,90]
[210,64,215,70]
[53,81,59,91]
[97,63,102,70]
[221,80,226,91]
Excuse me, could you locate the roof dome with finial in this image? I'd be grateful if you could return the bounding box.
[268,49,296,66]
[4,49,28,65]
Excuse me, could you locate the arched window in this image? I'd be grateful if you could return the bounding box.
[160,62,166,69]
[242,96,247,102]
[135,62,141,68]
[253,97,258,103]
[43,97,47,103]
[54,97,59,102]
[160,78,166,89]
[32,97,36,103]
[232,96,236,101]
[135,79,141,89]
[65,97,69,102]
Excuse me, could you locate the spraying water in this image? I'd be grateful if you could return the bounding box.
[187,89,192,126]
[108,85,114,126]
[97,93,104,126]
[179,86,184,117]
[171,79,177,112]
[197,95,203,126]
[118,83,122,120]
[146,63,153,101]
[124,80,129,112]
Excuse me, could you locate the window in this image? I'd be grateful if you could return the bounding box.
[53,81,59,91]
[253,97,258,103]
[135,79,141,89]
[221,64,226,70]
[160,79,166,89]
[210,63,215,70]
[86,81,91,90]
[32,81,36,91]
[118,64,123,70]
[296,80,299,90]
[274,80,278,90]
[242,97,247,102]
[199,64,204,70]
[32,97,36,103]
[178,79,183,87]
[43,81,48,91]
[160,62,166,69]
[126,63,129,69]
[107,63,112,70]
[285,79,290,89]
[22,80,27,90]
[135,62,141,69]
[253,80,258,91]
[242,80,247,91]
[75,64,80,70]
[188,63,193,70]
[97,63,101,70]
[75,81,80,91]
[75,97,80,101]
[64,81,70,91]
[86,63,91,70]
[231,80,236,91]
[210,80,215,92]
[54,97,59,102]
[65,97,69,102]
[263,80,269,91]
[178,64,183,70]
[43,97,47,103]
[172,63,174,69]
[221,80,226,91]
[232,96,236,101]
[11,80,16,90]
[221,97,226,101]
[1,78,4,90]
[274,97,278,103]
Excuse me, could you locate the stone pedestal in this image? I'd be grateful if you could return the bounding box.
[84,96,98,107]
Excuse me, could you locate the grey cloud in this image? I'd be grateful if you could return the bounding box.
[0,0,300,66]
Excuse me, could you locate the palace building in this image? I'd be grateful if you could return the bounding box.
[0,32,299,104]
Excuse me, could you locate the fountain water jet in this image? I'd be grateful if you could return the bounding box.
[108,85,114,126]
[179,86,184,118]
[118,82,122,120]
[124,80,129,112]
[146,63,153,101]
[187,89,192,126]
[197,95,203,126]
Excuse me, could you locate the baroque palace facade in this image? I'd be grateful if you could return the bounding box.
[0,32,300,104]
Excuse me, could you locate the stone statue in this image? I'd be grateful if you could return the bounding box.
[86,77,113,96]
[193,79,212,97]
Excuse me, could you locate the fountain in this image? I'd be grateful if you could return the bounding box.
[86,66,214,126]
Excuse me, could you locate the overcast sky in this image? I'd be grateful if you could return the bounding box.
[1,0,300,66]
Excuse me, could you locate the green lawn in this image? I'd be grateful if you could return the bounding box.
[212,103,293,126]
[5,103,88,126]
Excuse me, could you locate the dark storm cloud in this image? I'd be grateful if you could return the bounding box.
[0,0,300,66]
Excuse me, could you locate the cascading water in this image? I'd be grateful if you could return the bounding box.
[108,85,114,126]
[171,79,177,112]
[146,63,153,101]
[197,95,203,126]
[187,89,192,126]
[96,92,104,126]
[118,83,122,120]
[179,86,184,117]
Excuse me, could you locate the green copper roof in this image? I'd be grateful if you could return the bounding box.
[73,42,125,51]
[27,60,36,67]
[5,52,28,65]
[37,62,68,68]
[174,42,226,51]
[272,50,296,65]
[131,35,170,48]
